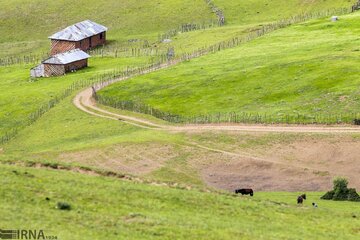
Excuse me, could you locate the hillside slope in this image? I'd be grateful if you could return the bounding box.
[0,0,354,58]
[98,11,360,123]
[214,0,354,25]
[0,0,214,57]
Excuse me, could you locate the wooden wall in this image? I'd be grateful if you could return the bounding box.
[44,64,65,77]
[64,59,88,72]
[43,59,88,77]
[50,40,76,55]
[51,32,106,55]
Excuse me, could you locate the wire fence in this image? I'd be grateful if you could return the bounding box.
[0,52,50,67]
[205,0,225,26]
[0,62,165,145]
[95,96,360,125]
[83,6,358,59]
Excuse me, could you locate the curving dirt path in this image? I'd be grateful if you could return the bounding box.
[72,74,360,191]
[74,86,360,134]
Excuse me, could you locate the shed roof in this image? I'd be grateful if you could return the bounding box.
[49,20,108,41]
[42,49,90,65]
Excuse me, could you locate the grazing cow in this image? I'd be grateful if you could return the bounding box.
[312,202,318,208]
[297,194,307,204]
[235,188,254,196]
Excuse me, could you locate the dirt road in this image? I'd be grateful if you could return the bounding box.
[74,87,360,134]
[72,65,360,191]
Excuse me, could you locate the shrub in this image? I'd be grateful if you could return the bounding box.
[57,202,71,210]
[320,190,334,200]
[333,177,349,201]
[321,177,360,202]
[333,177,348,190]
[354,119,360,125]
[347,188,360,202]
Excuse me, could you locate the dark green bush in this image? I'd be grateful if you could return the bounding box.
[333,178,348,191]
[347,188,360,202]
[57,202,71,210]
[321,178,360,202]
[333,178,349,200]
[320,190,334,200]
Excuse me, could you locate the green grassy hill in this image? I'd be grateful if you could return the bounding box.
[1,0,354,138]
[1,1,360,238]
[0,0,214,57]
[214,0,353,25]
[0,0,353,58]
[98,11,360,123]
[1,164,359,240]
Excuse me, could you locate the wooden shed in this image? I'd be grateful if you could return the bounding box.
[48,20,108,55]
[31,49,90,77]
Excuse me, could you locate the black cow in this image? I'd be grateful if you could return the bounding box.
[297,194,306,204]
[235,188,254,196]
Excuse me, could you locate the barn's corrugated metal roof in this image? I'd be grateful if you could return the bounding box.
[42,49,90,65]
[49,20,108,41]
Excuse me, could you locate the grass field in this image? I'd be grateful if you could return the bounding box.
[98,11,360,122]
[1,1,357,135]
[1,164,359,240]
[214,0,353,25]
[1,2,360,238]
[0,0,353,59]
[0,56,153,136]
[0,0,215,57]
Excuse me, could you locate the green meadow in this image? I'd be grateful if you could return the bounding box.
[0,0,352,58]
[1,1,360,238]
[1,0,358,136]
[214,0,353,25]
[0,0,214,57]
[1,164,359,240]
[98,12,360,120]
[0,57,151,136]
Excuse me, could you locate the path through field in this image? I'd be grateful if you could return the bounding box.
[71,65,360,192]
[74,87,360,134]
[74,85,360,191]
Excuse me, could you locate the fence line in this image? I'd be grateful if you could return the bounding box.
[2,4,358,65]
[96,96,360,125]
[1,6,359,144]
[86,6,358,59]
[95,6,360,125]
[158,19,223,43]
[157,0,226,42]
[205,0,225,26]
[0,63,161,145]
[0,52,50,67]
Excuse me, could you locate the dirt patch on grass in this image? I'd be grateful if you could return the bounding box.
[196,150,331,192]
[48,133,360,192]
[57,143,179,175]
[264,137,360,190]
[201,156,331,191]
[187,133,360,191]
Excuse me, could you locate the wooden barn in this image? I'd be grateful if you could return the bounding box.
[48,20,108,55]
[31,49,90,77]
